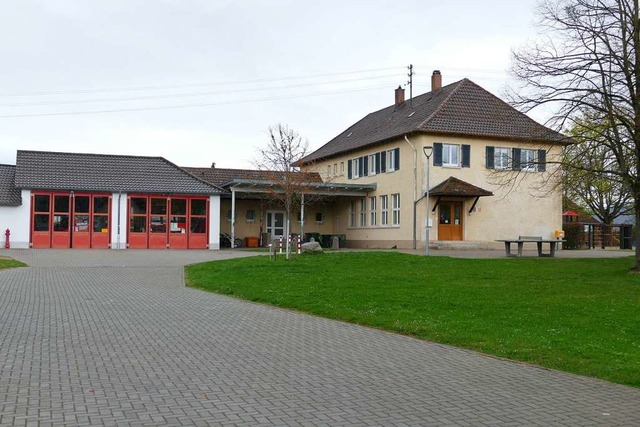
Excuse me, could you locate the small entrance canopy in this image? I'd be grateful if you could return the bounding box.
[427,176,493,213]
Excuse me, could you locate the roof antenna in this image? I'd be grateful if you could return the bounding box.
[407,64,413,107]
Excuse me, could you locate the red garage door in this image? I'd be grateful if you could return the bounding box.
[31,192,111,249]
[127,195,208,249]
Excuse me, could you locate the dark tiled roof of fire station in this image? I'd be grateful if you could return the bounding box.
[0,164,22,206]
[183,167,323,187]
[429,176,493,197]
[14,150,222,194]
[300,79,569,165]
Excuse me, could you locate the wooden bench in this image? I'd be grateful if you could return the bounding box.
[495,236,565,257]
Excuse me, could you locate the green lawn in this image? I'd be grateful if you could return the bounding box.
[185,252,640,387]
[0,258,25,269]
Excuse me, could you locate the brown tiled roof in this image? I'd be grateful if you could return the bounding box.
[300,79,569,165]
[0,164,22,206]
[183,167,323,187]
[429,177,493,197]
[15,150,222,194]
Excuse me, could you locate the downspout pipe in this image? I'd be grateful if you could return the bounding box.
[404,135,418,249]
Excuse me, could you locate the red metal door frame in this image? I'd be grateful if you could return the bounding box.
[188,197,209,249]
[31,192,52,248]
[168,197,188,249]
[51,193,71,248]
[149,197,168,249]
[127,196,149,249]
[91,194,111,248]
[71,193,91,249]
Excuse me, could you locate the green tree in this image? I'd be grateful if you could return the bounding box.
[511,0,640,268]
[563,116,633,224]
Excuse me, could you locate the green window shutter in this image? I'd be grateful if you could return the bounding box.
[434,143,443,166]
[512,148,521,170]
[363,155,369,176]
[358,156,364,177]
[537,149,546,172]
[394,148,400,170]
[486,146,495,169]
[381,151,387,173]
[347,160,352,179]
[461,145,471,168]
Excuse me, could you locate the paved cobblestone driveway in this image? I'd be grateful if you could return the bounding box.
[1,250,639,426]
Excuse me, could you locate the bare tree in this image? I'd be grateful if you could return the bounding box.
[253,123,311,259]
[510,0,640,268]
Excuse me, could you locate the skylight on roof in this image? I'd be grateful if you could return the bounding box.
[408,111,416,117]
[346,132,353,137]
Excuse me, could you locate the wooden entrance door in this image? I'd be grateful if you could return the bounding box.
[438,201,463,241]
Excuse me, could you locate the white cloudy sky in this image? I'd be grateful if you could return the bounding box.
[0,0,542,168]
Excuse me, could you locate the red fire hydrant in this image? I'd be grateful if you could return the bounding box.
[4,229,9,249]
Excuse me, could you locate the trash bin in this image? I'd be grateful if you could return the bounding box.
[245,237,259,248]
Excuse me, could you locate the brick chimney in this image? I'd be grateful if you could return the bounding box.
[395,86,405,106]
[431,70,442,93]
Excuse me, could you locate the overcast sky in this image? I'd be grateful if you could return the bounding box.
[0,0,541,169]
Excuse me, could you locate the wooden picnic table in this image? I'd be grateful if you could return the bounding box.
[495,237,566,258]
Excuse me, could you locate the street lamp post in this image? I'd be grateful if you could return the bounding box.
[423,146,433,256]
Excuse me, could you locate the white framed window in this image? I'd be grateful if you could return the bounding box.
[327,165,332,177]
[521,149,537,171]
[359,198,366,227]
[246,210,255,222]
[495,147,510,169]
[333,163,337,175]
[380,195,389,226]
[368,154,377,176]
[391,193,400,225]
[353,158,360,179]
[443,144,459,167]
[315,212,324,224]
[369,196,377,226]
[349,200,356,227]
[387,149,396,172]
[340,162,345,175]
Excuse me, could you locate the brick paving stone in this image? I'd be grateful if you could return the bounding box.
[0,248,639,426]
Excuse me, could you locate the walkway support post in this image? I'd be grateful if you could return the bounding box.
[231,189,236,248]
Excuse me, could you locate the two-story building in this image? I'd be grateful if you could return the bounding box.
[296,71,569,249]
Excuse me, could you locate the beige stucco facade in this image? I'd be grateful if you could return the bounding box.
[219,198,338,246]
[303,134,563,249]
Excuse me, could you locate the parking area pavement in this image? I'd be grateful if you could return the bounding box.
[0,249,639,426]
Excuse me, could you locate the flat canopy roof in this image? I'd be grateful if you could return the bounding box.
[222,179,376,198]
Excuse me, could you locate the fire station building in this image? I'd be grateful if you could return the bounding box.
[0,150,222,249]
